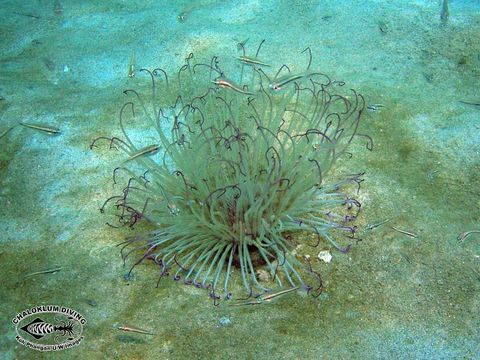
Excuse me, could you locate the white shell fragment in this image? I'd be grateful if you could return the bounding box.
[256,269,271,282]
[318,250,332,263]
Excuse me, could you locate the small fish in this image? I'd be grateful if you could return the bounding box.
[238,56,271,67]
[177,11,188,22]
[269,74,305,91]
[367,104,385,112]
[167,203,179,215]
[13,12,40,19]
[126,144,160,162]
[117,325,154,335]
[440,0,449,23]
[0,126,15,140]
[53,0,63,15]
[458,100,480,108]
[212,78,253,95]
[366,218,391,231]
[391,226,418,238]
[23,267,62,279]
[378,20,389,34]
[426,169,439,181]
[457,230,480,243]
[230,286,300,306]
[128,50,136,78]
[20,122,60,135]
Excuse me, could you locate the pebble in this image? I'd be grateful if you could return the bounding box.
[318,250,332,263]
[218,316,231,327]
[256,269,270,282]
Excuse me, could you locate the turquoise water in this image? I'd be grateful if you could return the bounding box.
[1,1,479,359]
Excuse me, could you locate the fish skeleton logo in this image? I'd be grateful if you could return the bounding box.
[12,305,86,352]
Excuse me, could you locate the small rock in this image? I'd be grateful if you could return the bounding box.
[256,269,270,282]
[318,250,332,263]
[219,316,231,327]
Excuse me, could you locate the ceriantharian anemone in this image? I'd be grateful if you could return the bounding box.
[91,41,372,304]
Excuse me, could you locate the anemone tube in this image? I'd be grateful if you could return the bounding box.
[92,47,371,302]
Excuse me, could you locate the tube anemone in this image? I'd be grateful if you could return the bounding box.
[92,44,371,302]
